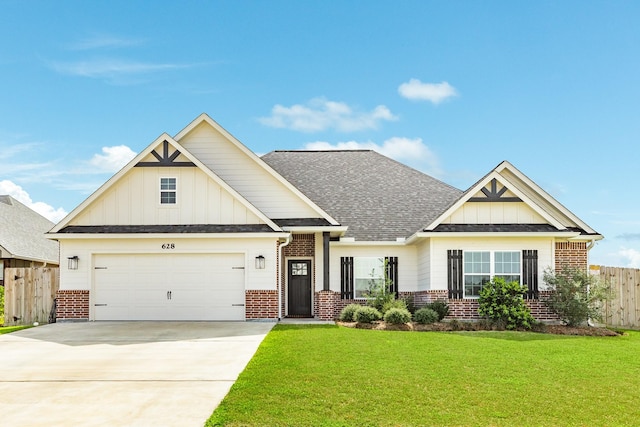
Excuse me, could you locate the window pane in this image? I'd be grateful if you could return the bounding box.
[354,257,385,298]
[495,275,520,285]
[160,178,176,190]
[161,191,176,204]
[464,275,489,297]
[495,251,520,274]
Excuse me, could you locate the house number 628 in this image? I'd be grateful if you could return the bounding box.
[161,243,175,249]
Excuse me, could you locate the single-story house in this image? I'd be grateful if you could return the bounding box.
[47,114,602,322]
[1,195,59,286]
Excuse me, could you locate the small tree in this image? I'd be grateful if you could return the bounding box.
[364,258,395,313]
[478,277,535,330]
[543,267,612,326]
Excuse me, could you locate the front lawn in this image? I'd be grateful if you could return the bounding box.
[208,325,640,427]
[0,325,32,334]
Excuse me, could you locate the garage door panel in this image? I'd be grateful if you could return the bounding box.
[93,253,245,321]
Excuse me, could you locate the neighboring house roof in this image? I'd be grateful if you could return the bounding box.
[0,195,59,264]
[261,150,463,241]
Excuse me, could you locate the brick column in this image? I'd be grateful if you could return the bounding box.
[245,290,278,319]
[56,290,89,321]
[555,242,588,271]
[317,290,339,320]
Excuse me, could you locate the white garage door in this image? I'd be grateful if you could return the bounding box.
[93,253,245,321]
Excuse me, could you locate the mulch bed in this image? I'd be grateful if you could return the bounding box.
[336,321,622,336]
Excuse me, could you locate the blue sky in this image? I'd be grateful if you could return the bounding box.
[1,1,639,267]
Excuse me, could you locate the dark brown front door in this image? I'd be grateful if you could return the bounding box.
[288,260,312,317]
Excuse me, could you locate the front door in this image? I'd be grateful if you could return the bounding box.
[288,260,312,317]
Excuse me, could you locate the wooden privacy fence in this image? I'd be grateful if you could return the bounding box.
[592,265,640,329]
[3,267,59,326]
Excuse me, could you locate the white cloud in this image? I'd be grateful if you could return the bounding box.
[68,35,144,51]
[259,98,398,132]
[89,145,137,173]
[618,247,640,268]
[51,58,191,80]
[0,180,67,223]
[398,79,458,104]
[304,136,442,176]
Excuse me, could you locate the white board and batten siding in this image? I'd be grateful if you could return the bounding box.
[71,167,263,226]
[59,238,278,321]
[178,122,320,219]
[442,202,547,225]
[428,236,555,292]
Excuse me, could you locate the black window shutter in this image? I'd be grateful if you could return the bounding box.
[522,250,539,299]
[385,256,399,298]
[340,257,354,299]
[448,250,463,299]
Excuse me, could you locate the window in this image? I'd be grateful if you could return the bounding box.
[463,251,520,297]
[291,262,308,276]
[354,257,385,298]
[340,256,398,300]
[160,177,176,204]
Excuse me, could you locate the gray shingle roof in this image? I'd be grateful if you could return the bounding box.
[261,150,463,241]
[0,195,59,264]
[58,224,276,233]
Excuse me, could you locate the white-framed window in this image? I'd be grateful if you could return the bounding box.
[354,257,385,298]
[463,251,521,298]
[160,177,177,205]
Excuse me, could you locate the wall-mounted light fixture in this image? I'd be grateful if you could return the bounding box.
[67,256,79,270]
[255,255,265,269]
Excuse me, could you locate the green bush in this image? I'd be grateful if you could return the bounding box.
[383,307,412,324]
[400,294,416,314]
[478,277,535,330]
[425,300,450,321]
[339,304,362,321]
[354,306,382,323]
[381,299,407,315]
[414,307,439,324]
[543,267,613,326]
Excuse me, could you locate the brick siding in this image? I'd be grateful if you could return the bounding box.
[555,241,588,271]
[245,290,278,319]
[56,290,89,321]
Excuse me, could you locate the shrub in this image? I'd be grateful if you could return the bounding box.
[543,267,613,326]
[381,299,407,315]
[339,304,361,322]
[384,307,412,324]
[478,277,535,330]
[414,307,439,324]
[354,306,382,323]
[425,300,450,321]
[400,294,416,314]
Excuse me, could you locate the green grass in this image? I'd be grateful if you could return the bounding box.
[0,325,32,334]
[207,325,640,427]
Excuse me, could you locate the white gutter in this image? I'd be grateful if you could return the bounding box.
[277,234,292,320]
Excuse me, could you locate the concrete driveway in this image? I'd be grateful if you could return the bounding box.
[0,321,274,426]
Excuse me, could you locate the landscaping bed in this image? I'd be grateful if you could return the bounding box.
[337,320,621,336]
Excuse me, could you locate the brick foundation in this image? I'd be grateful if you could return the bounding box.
[245,290,278,319]
[56,290,90,321]
[555,241,588,271]
[318,289,559,322]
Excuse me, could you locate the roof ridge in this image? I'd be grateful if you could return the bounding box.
[271,149,374,153]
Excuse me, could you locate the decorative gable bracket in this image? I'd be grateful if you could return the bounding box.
[469,178,521,202]
[135,140,195,167]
